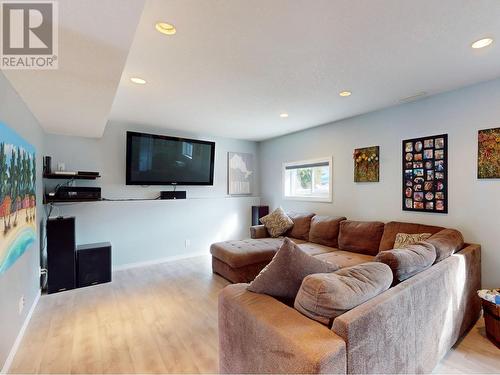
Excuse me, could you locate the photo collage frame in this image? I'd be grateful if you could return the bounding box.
[402,134,448,213]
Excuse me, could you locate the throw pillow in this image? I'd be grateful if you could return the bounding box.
[294,262,393,325]
[247,238,339,302]
[259,207,294,238]
[374,241,436,282]
[393,232,431,249]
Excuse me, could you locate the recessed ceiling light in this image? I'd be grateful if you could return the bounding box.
[130,77,147,84]
[339,91,352,97]
[155,22,176,35]
[471,37,493,49]
[280,113,289,118]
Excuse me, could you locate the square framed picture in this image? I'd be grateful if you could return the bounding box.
[402,134,448,213]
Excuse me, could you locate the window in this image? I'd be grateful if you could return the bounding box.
[283,157,332,202]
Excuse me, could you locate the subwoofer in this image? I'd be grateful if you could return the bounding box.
[76,242,112,288]
[47,217,76,294]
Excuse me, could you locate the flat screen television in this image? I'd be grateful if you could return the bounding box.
[126,131,215,185]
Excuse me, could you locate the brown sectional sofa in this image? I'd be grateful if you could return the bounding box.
[212,215,482,374]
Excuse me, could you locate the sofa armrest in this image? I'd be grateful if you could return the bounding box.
[331,244,481,374]
[250,224,269,239]
[218,284,346,374]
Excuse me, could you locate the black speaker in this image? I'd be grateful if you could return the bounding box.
[160,190,187,200]
[43,156,51,175]
[252,205,269,226]
[47,217,76,294]
[76,242,112,288]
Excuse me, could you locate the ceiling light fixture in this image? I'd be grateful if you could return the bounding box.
[130,77,147,84]
[339,90,352,97]
[280,113,289,118]
[155,22,176,35]
[471,37,493,49]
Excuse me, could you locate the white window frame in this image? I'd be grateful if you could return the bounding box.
[282,156,333,202]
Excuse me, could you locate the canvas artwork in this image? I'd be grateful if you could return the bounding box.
[228,152,254,195]
[477,127,500,179]
[402,134,448,213]
[354,146,379,182]
[0,123,36,276]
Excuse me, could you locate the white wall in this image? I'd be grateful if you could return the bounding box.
[259,78,500,288]
[0,72,44,369]
[44,121,260,267]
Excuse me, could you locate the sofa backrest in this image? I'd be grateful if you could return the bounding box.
[285,212,315,241]
[338,220,385,256]
[379,221,444,251]
[308,215,347,247]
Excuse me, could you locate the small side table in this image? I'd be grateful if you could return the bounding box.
[482,299,500,348]
[76,242,112,288]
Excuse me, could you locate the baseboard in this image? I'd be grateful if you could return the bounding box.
[1,289,41,374]
[113,252,208,272]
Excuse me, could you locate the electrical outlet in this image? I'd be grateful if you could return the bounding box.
[18,295,25,315]
[185,239,191,248]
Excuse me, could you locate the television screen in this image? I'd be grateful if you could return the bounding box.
[126,131,215,185]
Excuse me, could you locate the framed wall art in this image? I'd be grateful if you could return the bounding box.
[228,152,254,195]
[477,127,500,179]
[0,122,36,275]
[402,134,447,213]
[354,146,379,182]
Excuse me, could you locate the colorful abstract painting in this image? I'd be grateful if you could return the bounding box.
[478,127,500,179]
[0,123,36,276]
[354,146,379,182]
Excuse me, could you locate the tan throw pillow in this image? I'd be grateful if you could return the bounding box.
[259,207,294,238]
[247,238,339,302]
[294,262,393,325]
[374,241,436,282]
[393,232,431,249]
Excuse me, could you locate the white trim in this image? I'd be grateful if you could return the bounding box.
[282,156,333,202]
[112,251,208,272]
[1,289,41,374]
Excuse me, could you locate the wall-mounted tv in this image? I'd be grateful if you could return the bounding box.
[126,131,215,185]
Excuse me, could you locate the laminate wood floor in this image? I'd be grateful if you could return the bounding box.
[9,255,499,374]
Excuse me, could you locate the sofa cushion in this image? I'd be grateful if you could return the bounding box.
[393,232,432,248]
[260,207,294,237]
[374,241,436,282]
[285,212,315,241]
[315,250,374,268]
[338,220,385,256]
[247,238,339,302]
[426,229,464,263]
[294,262,393,325]
[308,215,347,247]
[297,242,335,256]
[379,221,444,251]
[210,238,306,268]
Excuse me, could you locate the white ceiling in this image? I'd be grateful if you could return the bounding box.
[3,0,145,137]
[5,0,500,140]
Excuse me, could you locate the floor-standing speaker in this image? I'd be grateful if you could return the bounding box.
[76,242,112,288]
[251,205,269,226]
[47,217,76,294]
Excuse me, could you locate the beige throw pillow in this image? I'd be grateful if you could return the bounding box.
[259,207,294,238]
[393,232,431,249]
[247,238,339,302]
